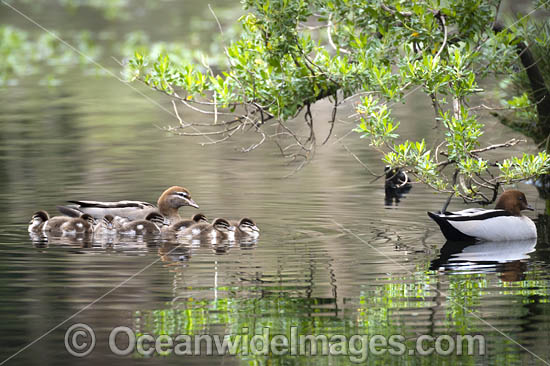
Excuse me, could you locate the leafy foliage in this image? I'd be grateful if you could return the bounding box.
[125,0,550,203]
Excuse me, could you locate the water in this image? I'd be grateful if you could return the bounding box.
[1,2,550,366]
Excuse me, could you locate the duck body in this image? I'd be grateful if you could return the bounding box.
[57,186,199,224]
[428,190,537,242]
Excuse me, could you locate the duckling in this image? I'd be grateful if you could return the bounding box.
[28,210,49,233]
[231,218,260,240]
[180,218,235,241]
[115,212,162,235]
[94,214,117,236]
[60,214,96,234]
[163,213,209,235]
[57,186,199,224]
[41,212,95,235]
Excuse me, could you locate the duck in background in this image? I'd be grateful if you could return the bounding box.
[180,218,235,242]
[428,190,537,242]
[57,186,199,224]
[384,166,412,206]
[231,218,260,240]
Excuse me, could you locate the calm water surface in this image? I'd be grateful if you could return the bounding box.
[1,2,550,366]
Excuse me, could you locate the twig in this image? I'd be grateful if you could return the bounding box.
[441,169,458,212]
[432,12,447,67]
[470,138,524,154]
[322,94,338,145]
[172,100,185,128]
[327,14,350,54]
[339,142,381,177]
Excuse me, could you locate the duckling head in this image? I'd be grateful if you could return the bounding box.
[145,212,167,226]
[238,217,260,235]
[102,215,115,230]
[158,186,199,215]
[495,190,534,216]
[30,210,49,224]
[212,218,235,233]
[192,213,208,223]
[80,214,96,226]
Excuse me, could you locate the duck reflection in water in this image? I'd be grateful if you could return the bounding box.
[384,166,412,206]
[430,238,537,281]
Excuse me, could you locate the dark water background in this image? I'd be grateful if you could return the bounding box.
[1,1,550,365]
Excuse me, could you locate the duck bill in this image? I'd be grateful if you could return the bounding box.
[185,198,199,209]
[251,225,260,233]
[228,226,236,232]
[525,204,534,211]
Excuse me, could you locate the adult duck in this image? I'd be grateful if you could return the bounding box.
[58,186,199,224]
[428,190,536,242]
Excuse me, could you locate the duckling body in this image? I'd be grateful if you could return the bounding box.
[94,215,117,236]
[428,190,537,242]
[59,214,96,234]
[57,186,199,224]
[163,213,209,235]
[37,211,95,235]
[114,213,162,235]
[231,218,260,240]
[180,218,235,241]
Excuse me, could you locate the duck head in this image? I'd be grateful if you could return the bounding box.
[157,186,199,217]
[495,190,534,216]
[237,217,260,235]
[212,218,235,233]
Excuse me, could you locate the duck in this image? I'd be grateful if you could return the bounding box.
[114,212,162,235]
[428,190,537,242]
[384,166,412,190]
[231,217,260,240]
[179,218,235,241]
[59,214,96,234]
[94,214,117,236]
[34,210,96,235]
[161,213,209,235]
[57,186,199,224]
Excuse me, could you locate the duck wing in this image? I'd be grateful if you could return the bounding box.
[59,200,157,220]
